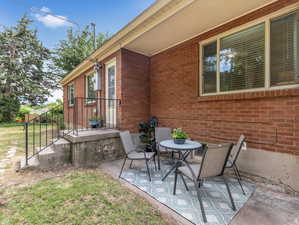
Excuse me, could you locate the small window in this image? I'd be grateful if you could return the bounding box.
[270,11,299,86]
[86,73,96,101]
[67,84,75,106]
[202,41,217,93]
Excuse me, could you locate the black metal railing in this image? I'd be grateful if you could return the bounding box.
[24,98,121,165]
[69,97,121,135]
[24,105,68,166]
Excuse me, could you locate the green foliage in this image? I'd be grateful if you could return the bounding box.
[48,99,63,116]
[0,95,20,122]
[17,105,32,121]
[88,117,102,122]
[0,15,60,106]
[138,117,158,150]
[53,25,109,77]
[172,128,188,139]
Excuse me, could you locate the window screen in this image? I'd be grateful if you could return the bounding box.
[270,11,299,86]
[202,41,217,94]
[219,23,265,92]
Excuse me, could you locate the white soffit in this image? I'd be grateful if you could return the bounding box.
[124,0,276,56]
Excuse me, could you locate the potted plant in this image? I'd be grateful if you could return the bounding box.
[88,117,102,128]
[138,116,158,152]
[172,128,188,144]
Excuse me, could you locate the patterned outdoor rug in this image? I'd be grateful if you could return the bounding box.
[120,161,255,225]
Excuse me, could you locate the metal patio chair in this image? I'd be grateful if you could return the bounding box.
[173,143,236,223]
[226,135,246,195]
[119,131,156,181]
[155,127,172,170]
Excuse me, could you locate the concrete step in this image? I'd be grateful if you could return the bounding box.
[38,145,70,169]
[52,138,71,153]
[20,155,40,169]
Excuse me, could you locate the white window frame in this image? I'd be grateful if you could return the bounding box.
[67,83,75,106]
[85,72,97,103]
[199,4,299,96]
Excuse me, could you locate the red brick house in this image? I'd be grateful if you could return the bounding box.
[61,0,299,191]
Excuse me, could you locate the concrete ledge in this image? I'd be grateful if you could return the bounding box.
[64,129,120,143]
[68,129,125,168]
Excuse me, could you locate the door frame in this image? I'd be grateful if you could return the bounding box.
[105,59,117,127]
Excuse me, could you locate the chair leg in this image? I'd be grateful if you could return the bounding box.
[157,150,161,170]
[194,181,207,223]
[173,168,178,195]
[234,164,246,195]
[145,159,151,182]
[223,176,236,211]
[153,155,157,171]
[129,160,133,169]
[179,173,189,191]
[119,158,127,178]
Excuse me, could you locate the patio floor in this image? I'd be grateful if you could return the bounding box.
[99,159,299,225]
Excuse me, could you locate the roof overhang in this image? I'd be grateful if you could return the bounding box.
[61,0,281,85]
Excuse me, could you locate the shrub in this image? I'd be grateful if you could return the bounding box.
[0,95,20,122]
[17,105,32,121]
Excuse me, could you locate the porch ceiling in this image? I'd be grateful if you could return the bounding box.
[124,0,275,56]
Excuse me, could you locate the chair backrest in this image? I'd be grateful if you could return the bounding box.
[155,127,171,144]
[230,135,246,166]
[120,131,135,155]
[198,143,233,179]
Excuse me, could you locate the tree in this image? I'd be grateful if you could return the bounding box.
[0,15,59,121]
[0,15,59,105]
[53,25,109,77]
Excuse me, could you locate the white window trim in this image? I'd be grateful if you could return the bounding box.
[67,83,75,106]
[85,73,97,103]
[199,5,299,96]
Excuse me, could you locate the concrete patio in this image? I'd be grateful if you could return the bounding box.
[99,159,299,225]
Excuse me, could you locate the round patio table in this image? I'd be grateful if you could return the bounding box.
[159,139,202,181]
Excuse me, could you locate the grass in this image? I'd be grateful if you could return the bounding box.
[0,124,25,159]
[0,170,167,225]
[0,123,58,160]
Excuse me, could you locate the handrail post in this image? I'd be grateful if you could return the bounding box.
[25,122,29,166]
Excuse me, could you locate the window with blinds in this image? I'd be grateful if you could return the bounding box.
[270,11,299,86]
[219,23,265,92]
[86,73,96,100]
[68,84,75,106]
[202,41,217,93]
[200,9,299,95]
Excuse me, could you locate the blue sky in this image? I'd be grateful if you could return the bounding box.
[1,0,156,49]
[1,0,156,102]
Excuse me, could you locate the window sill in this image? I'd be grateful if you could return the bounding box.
[197,86,299,102]
[85,101,96,107]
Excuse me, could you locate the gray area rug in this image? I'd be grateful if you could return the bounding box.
[121,161,255,225]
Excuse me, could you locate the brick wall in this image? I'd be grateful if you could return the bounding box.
[63,50,122,129]
[120,49,150,132]
[149,0,299,155]
[63,49,150,132]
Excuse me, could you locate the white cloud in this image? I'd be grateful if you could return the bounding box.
[34,7,72,28]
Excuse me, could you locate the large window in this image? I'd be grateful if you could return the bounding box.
[270,11,299,86]
[86,73,96,100]
[201,9,299,95]
[67,84,75,106]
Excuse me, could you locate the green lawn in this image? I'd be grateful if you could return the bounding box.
[0,123,58,160]
[0,170,166,225]
[0,124,25,159]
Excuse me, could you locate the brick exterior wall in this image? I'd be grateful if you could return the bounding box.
[63,49,150,132]
[63,0,299,155]
[120,49,150,132]
[150,0,299,155]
